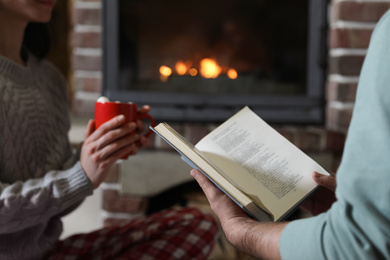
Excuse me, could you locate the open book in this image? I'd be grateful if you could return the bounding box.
[151,106,330,222]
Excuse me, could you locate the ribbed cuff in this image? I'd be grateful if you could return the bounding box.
[55,161,93,211]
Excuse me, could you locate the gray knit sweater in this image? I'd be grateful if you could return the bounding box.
[0,54,93,259]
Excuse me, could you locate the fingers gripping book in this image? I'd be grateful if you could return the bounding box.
[151,106,330,222]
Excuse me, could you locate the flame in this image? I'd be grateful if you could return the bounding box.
[200,58,221,78]
[159,65,172,82]
[160,59,237,80]
[175,61,187,75]
[189,68,198,76]
[159,65,172,77]
[227,68,238,79]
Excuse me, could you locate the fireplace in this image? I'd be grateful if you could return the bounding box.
[102,0,328,124]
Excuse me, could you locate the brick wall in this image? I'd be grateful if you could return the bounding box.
[70,0,102,114]
[69,0,390,225]
[327,0,390,132]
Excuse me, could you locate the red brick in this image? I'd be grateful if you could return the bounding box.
[328,55,365,76]
[326,106,354,131]
[333,1,390,22]
[325,131,346,152]
[72,53,102,71]
[72,7,101,25]
[327,81,358,102]
[329,28,373,49]
[72,31,101,48]
[295,128,326,152]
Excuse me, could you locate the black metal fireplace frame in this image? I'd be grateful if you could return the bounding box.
[102,0,329,124]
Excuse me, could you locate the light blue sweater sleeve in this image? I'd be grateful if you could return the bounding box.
[280,10,390,259]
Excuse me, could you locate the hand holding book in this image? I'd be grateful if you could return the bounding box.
[299,171,337,216]
[151,106,331,222]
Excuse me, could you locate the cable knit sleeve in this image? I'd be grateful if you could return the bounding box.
[280,10,390,260]
[0,55,93,239]
[0,161,92,234]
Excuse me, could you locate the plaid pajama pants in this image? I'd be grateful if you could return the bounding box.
[44,207,218,260]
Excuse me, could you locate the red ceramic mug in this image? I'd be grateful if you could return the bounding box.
[95,99,155,159]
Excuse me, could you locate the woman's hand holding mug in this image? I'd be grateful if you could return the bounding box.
[94,96,155,159]
[80,96,155,189]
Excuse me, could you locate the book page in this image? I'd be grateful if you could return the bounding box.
[152,122,274,221]
[195,107,328,220]
[153,123,253,203]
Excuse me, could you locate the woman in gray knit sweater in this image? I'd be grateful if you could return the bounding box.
[0,1,217,259]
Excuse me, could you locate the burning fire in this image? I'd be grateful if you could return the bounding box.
[159,58,237,80]
[159,65,172,77]
[189,68,198,76]
[175,61,188,76]
[199,58,221,79]
[159,65,172,82]
[227,68,238,79]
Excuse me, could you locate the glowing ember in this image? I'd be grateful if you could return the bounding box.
[160,59,236,79]
[159,65,172,77]
[189,68,198,76]
[175,61,187,75]
[227,68,238,79]
[199,58,221,78]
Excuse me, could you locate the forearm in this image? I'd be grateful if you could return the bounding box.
[0,162,92,233]
[191,169,289,259]
[222,216,288,259]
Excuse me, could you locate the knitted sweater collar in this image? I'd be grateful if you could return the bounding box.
[0,54,37,85]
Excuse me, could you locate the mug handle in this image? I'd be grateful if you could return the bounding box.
[138,113,156,137]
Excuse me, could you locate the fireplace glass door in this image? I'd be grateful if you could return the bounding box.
[103,0,328,124]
